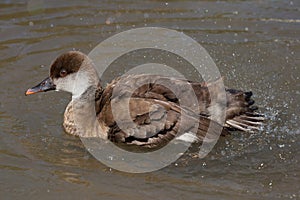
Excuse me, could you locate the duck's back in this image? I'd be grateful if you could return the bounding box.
[93,75,263,148]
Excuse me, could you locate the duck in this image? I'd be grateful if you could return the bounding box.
[25,51,264,149]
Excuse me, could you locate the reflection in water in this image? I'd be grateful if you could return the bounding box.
[53,170,90,186]
[0,0,299,199]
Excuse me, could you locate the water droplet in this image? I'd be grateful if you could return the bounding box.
[260,163,264,167]
[269,181,273,186]
[108,155,113,160]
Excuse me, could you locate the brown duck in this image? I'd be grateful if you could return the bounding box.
[25,51,264,149]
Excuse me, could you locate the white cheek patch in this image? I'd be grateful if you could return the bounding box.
[53,74,76,93]
[53,72,90,99]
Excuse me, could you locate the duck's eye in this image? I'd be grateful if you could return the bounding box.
[60,69,67,77]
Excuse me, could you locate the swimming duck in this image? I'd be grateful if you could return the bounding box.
[25,51,264,149]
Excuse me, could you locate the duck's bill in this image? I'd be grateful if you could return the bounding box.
[25,77,56,96]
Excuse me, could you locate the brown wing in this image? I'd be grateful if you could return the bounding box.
[97,75,228,149]
[131,74,264,132]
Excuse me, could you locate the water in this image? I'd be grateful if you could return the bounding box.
[0,0,299,199]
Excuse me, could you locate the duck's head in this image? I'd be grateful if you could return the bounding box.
[25,51,100,98]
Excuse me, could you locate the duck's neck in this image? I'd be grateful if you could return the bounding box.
[70,84,107,138]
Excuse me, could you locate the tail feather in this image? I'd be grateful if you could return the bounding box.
[226,117,263,133]
[226,120,258,133]
[225,90,264,132]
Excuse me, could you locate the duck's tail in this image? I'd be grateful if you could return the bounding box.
[224,90,264,133]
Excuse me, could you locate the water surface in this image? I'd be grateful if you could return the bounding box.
[0,0,299,199]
